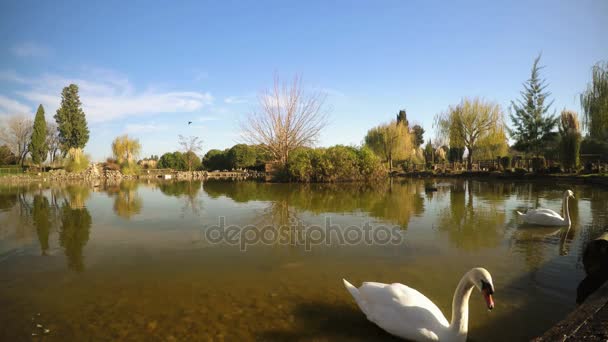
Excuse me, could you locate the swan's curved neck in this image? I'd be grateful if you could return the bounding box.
[562,194,571,225]
[449,273,474,339]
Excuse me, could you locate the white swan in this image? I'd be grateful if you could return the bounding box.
[343,268,495,342]
[516,190,575,226]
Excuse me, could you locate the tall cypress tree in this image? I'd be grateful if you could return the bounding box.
[54,84,89,154]
[29,104,48,168]
[509,55,558,156]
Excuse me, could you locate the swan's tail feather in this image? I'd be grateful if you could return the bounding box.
[343,279,361,303]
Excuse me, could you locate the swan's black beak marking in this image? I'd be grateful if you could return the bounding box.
[481,280,494,311]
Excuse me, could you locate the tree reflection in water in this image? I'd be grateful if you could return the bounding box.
[159,180,203,215]
[203,180,425,230]
[110,181,143,219]
[59,203,92,272]
[32,194,51,255]
[437,180,506,251]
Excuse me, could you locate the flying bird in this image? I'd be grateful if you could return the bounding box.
[188,121,192,125]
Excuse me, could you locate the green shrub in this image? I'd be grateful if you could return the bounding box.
[64,148,90,172]
[285,145,386,182]
[120,161,141,175]
[158,152,186,170]
[500,156,511,171]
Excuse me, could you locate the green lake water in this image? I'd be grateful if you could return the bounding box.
[0,179,607,341]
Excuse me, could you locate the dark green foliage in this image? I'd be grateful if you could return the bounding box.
[29,105,48,167]
[202,149,231,170]
[423,140,434,164]
[33,195,51,255]
[500,156,512,171]
[54,84,89,153]
[448,147,464,163]
[0,145,17,165]
[531,157,546,172]
[509,55,558,156]
[396,110,409,126]
[158,152,187,170]
[581,137,608,161]
[285,145,386,182]
[541,132,561,160]
[59,204,91,272]
[228,144,257,169]
[411,125,425,147]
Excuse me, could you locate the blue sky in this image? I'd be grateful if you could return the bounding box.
[1,0,607,161]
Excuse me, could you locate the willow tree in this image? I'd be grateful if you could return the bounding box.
[435,97,505,169]
[364,120,413,170]
[241,75,328,166]
[581,61,608,139]
[559,110,581,172]
[111,135,141,164]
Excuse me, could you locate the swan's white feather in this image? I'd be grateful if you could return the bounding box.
[345,280,448,341]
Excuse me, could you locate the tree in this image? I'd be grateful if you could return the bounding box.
[29,105,48,169]
[396,110,409,126]
[423,140,435,164]
[435,97,505,169]
[158,152,187,170]
[0,145,16,165]
[111,135,142,164]
[509,54,558,156]
[411,125,425,148]
[46,121,61,164]
[559,110,582,172]
[33,195,51,255]
[0,115,33,165]
[364,120,413,169]
[202,149,230,171]
[241,75,329,166]
[581,61,608,139]
[178,135,203,172]
[54,84,89,154]
[227,144,257,169]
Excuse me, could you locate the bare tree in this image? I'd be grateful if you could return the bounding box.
[241,75,329,166]
[178,135,203,172]
[0,115,33,165]
[46,121,61,164]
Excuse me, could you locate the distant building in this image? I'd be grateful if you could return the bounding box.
[138,159,158,169]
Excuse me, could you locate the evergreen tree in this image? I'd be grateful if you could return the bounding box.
[411,125,425,147]
[509,54,558,156]
[54,84,89,154]
[29,104,48,168]
[396,110,409,126]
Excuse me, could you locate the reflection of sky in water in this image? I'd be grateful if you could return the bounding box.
[0,179,607,341]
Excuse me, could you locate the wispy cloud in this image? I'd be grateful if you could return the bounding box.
[125,122,166,134]
[224,95,250,104]
[10,42,51,57]
[1,70,214,123]
[0,95,31,116]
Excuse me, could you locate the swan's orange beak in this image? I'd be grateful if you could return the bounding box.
[482,289,494,310]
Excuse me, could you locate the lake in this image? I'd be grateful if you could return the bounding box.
[0,179,607,341]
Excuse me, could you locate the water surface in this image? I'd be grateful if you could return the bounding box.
[1,179,607,341]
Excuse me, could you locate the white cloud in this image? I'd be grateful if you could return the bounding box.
[1,70,214,123]
[0,95,31,116]
[224,95,250,104]
[10,42,51,57]
[125,123,166,134]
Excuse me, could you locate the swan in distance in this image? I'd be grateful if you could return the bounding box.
[517,190,575,226]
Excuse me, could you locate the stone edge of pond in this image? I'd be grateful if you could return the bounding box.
[532,280,608,341]
[396,172,608,187]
